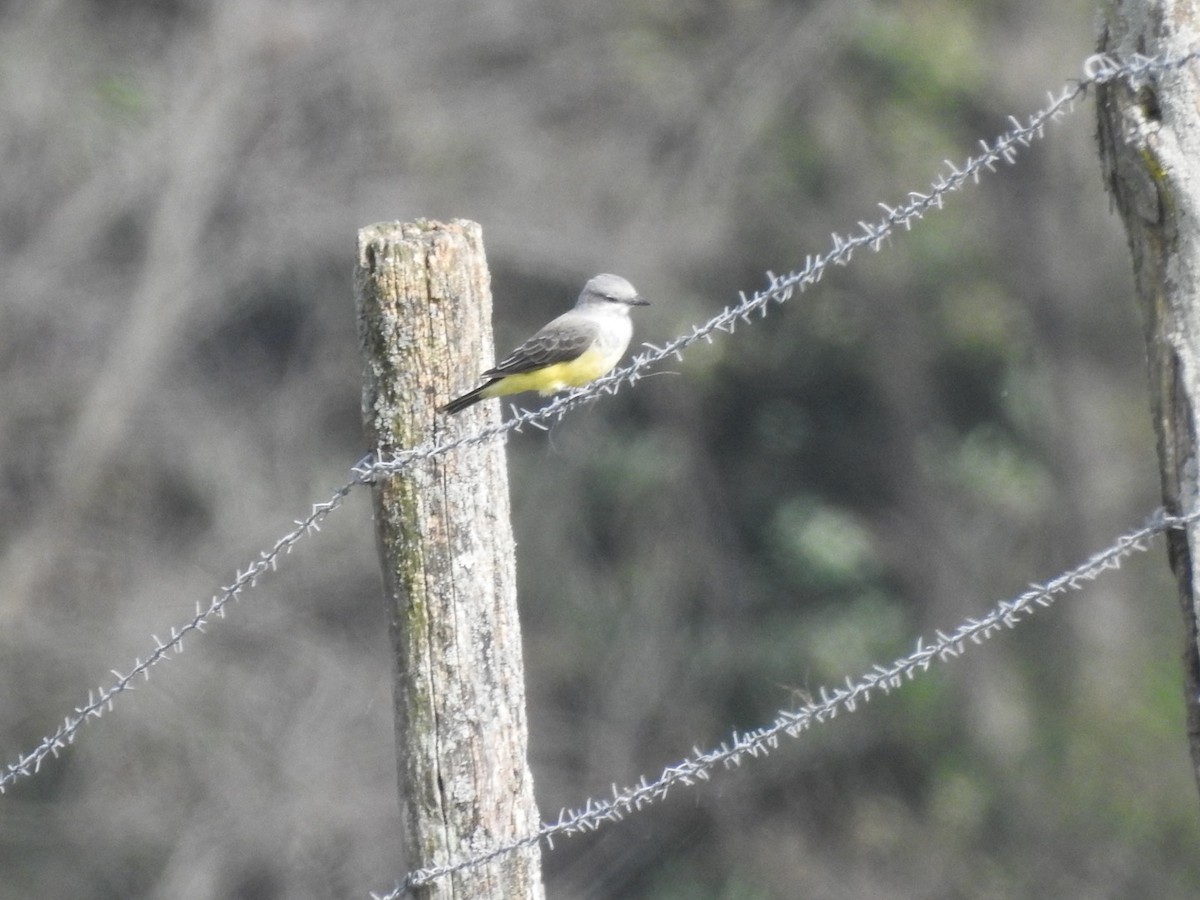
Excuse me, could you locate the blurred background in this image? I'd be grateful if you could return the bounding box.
[2,0,1196,897]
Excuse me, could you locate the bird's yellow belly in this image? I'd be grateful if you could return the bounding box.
[485,347,616,398]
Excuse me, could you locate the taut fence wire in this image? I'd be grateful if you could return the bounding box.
[1,46,1196,900]
[374,508,1199,899]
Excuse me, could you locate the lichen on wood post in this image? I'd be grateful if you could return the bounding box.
[354,219,544,898]
[1097,3,1200,792]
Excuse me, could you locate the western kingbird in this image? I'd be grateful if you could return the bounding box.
[440,273,649,414]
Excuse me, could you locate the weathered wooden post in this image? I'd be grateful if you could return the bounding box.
[354,219,544,897]
[1097,3,1200,790]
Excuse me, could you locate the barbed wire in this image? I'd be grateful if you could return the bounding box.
[368,46,1200,897]
[372,507,1197,899]
[0,45,1191,890]
[0,480,360,793]
[355,48,1200,483]
[0,44,1178,793]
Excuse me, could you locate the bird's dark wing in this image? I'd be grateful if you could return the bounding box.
[482,319,599,377]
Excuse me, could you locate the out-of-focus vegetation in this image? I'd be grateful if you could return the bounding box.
[1,1,1196,897]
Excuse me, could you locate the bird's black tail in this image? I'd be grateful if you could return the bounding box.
[439,384,489,414]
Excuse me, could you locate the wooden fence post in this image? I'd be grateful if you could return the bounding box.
[354,219,544,898]
[1096,3,1200,791]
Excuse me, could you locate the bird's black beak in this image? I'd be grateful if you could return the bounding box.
[629,295,650,306]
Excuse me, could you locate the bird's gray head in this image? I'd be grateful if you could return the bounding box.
[577,273,650,310]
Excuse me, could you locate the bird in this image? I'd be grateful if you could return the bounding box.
[440,273,649,414]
